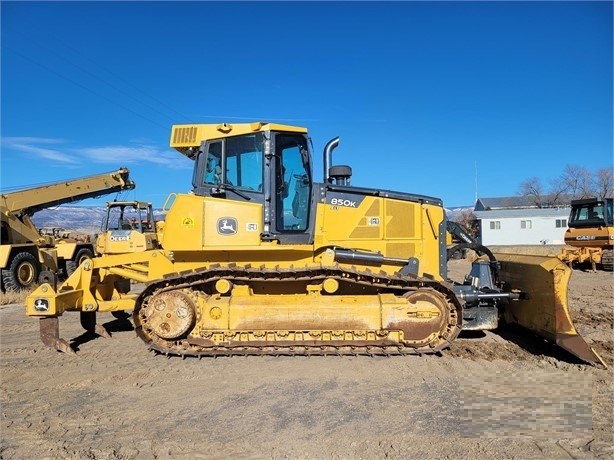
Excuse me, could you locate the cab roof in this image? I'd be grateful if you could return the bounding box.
[170,122,308,157]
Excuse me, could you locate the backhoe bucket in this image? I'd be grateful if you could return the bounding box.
[494,252,605,366]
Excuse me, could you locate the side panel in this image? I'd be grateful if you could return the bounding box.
[564,226,614,248]
[1,214,42,245]
[318,193,383,241]
[96,231,157,254]
[54,242,79,260]
[314,192,444,279]
[0,244,12,268]
[161,194,264,251]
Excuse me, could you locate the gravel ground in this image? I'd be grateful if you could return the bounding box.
[1,260,612,459]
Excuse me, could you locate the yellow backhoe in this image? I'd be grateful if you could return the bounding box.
[1,168,135,291]
[25,123,603,365]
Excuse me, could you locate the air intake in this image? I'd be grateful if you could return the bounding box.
[172,126,198,145]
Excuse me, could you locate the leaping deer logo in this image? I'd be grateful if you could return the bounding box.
[34,299,49,312]
[217,217,238,235]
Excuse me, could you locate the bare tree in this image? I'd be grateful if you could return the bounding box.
[451,209,479,238]
[518,177,545,207]
[595,167,614,198]
[519,165,610,206]
[546,177,569,206]
[557,165,590,198]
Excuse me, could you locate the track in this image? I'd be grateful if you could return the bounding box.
[133,263,463,357]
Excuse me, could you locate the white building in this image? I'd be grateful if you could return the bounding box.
[475,207,571,245]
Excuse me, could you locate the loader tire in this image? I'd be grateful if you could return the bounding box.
[1,251,41,291]
[65,248,94,277]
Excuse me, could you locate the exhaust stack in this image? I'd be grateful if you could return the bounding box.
[323,137,340,183]
[323,137,353,185]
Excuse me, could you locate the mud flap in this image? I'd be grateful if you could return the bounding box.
[494,252,605,367]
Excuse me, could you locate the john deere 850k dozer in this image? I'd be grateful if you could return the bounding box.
[26,123,602,365]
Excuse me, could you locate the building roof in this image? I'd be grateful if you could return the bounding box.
[475,195,570,211]
[474,207,571,219]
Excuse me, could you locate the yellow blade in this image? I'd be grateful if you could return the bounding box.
[494,252,605,367]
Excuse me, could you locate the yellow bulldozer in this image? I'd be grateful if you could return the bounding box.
[25,123,602,365]
[95,200,160,256]
[559,197,614,271]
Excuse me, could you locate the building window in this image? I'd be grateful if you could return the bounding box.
[520,220,532,229]
[556,219,567,228]
[489,221,501,230]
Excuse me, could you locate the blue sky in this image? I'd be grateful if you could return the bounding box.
[1,1,612,209]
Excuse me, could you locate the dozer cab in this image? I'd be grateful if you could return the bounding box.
[26,123,603,365]
[95,201,160,255]
[559,197,614,271]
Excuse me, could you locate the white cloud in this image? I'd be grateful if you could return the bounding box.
[3,137,64,145]
[80,145,188,168]
[2,137,78,164]
[1,137,191,169]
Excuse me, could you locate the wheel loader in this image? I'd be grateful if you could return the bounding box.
[25,123,603,365]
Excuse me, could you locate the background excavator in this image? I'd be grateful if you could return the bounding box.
[1,168,135,291]
[559,197,613,271]
[25,123,603,365]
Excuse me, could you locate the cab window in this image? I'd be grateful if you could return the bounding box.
[571,203,604,222]
[204,142,222,185]
[203,135,263,192]
[275,134,311,232]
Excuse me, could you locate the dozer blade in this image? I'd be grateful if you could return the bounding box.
[494,252,605,367]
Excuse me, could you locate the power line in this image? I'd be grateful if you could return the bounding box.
[3,45,167,129]
[2,23,313,127]
[3,26,183,125]
[38,32,192,122]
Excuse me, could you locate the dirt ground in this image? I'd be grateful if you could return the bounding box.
[1,260,612,459]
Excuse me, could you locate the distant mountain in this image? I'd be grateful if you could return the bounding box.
[445,206,474,220]
[30,204,475,236]
[31,206,166,235]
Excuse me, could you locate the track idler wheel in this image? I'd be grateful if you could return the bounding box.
[398,288,461,348]
[137,290,196,340]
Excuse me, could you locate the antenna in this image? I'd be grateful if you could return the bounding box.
[474,160,478,203]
